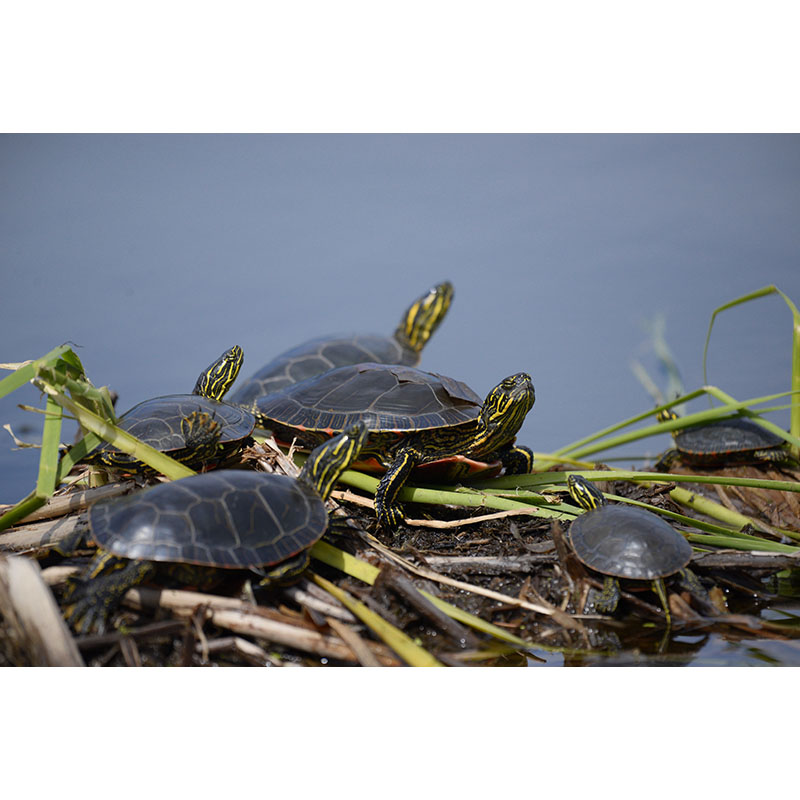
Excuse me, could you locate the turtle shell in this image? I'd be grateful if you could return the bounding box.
[94,394,255,458]
[569,505,692,580]
[88,470,328,569]
[673,418,785,465]
[253,362,482,435]
[229,333,418,408]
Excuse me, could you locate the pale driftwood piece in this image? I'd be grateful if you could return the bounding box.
[199,636,287,666]
[330,488,542,528]
[13,481,136,525]
[423,553,558,574]
[692,550,800,570]
[325,617,383,667]
[250,437,301,478]
[282,583,357,623]
[363,533,557,617]
[0,555,85,666]
[0,513,88,553]
[123,585,393,663]
[40,565,80,586]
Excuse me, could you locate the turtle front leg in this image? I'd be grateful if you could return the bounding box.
[63,552,156,635]
[655,449,680,471]
[375,446,422,529]
[496,443,534,475]
[256,550,311,587]
[650,577,672,627]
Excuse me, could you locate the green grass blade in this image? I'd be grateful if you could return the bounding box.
[36,396,63,497]
[335,468,571,520]
[311,572,444,666]
[0,396,66,530]
[0,344,77,400]
[311,540,531,647]
[555,390,800,459]
[54,431,105,484]
[39,384,195,480]
[702,285,800,453]
[478,468,800,495]
[685,532,800,554]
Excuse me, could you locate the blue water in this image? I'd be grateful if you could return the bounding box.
[2,134,799,503]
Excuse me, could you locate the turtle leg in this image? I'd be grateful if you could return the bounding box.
[375,446,422,529]
[650,577,672,627]
[496,443,534,475]
[594,576,621,614]
[255,550,311,587]
[674,567,719,615]
[655,449,680,471]
[180,410,222,465]
[63,552,156,635]
[754,447,796,466]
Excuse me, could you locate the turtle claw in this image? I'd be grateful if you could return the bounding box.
[63,588,113,636]
[376,503,405,531]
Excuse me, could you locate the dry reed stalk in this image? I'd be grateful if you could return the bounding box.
[0,554,84,666]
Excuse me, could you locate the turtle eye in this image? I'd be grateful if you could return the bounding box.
[501,377,517,390]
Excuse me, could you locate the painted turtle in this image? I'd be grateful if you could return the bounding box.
[87,345,256,473]
[229,280,454,406]
[63,422,368,634]
[655,409,789,470]
[253,362,535,529]
[566,474,703,625]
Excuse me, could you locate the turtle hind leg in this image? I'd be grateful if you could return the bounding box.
[675,567,719,615]
[63,553,156,635]
[593,576,621,615]
[754,447,798,467]
[255,550,311,587]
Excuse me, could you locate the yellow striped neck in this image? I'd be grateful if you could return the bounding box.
[394,281,454,354]
[194,345,244,400]
[299,422,367,500]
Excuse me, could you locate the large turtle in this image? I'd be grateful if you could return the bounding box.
[85,345,255,473]
[229,280,454,406]
[252,362,535,529]
[63,421,368,634]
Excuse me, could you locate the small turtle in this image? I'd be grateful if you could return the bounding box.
[63,422,368,634]
[566,474,706,625]
[229,280,454,406]
[655,408,790,470]
[86,345,255,473]
[253,362,535,529]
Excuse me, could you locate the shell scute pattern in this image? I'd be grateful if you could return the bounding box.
[89,471,327,570]
[112,395,254,451]
[256,363,482,435]
[231,335,410,406]
[570,505,692,580]
[676,418,784,457]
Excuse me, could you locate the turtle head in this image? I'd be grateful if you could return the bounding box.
[193,345,244,400]
[479,372,535,437]
[656,408,680,424]
[567,474,606,511]
[300,421,368,501]
[394,281,454,354]
[180,410,221,449]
